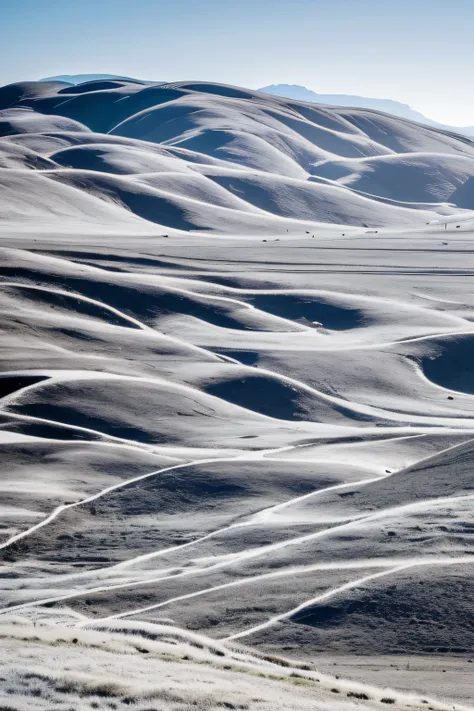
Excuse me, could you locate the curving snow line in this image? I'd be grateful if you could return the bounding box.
[224,556,474,641]
[100,474,381,575]
[2,485,471,617]
[4,432,468,580]
[0,442,299,556]
[0,432,421,589]
[0,455,240,553]
[231,358,474,428]
[107,490,474,577]
[83,554,466,627]
[0,464,381,615]
[0,281,223,362]
[4,285,474,429]
[1,410,173,455]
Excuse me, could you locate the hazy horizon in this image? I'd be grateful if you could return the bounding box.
[2,0,474,127]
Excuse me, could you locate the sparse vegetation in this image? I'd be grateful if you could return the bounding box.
[347,691,370,700]
[261,653,291,667]
[0,620,464,710]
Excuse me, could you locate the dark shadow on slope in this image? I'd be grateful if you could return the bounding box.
[0,375,49,399]
[0,142,58,170]
[1,269,271,332]
[47,171,202,231]
[0,81,68,110]
[177,83,259,100]
[21,86,186,133]
[206,375,311,420]
[167,129,235,155]
[265,109,369,158]
[208,173,374,224]
[6,284,141,329]
[6,403,159,445]
[421,335,474,394]
[0,109,88,137]
[449,174,474,209]
[37,250,196,273]
[248,294,367,331]
[290,570,474,654]
[213,350,260,367]
[0,414,98,441]
[57,81,134,94]
[0,83,30,110]
[110,102,201,142]
[204,372,374,423]
[287,102,358,134]
[51,146,132,175]
[15,460,334,567]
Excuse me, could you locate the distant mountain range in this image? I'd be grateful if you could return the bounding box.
[41,74,163,85]
[258,84,474,138]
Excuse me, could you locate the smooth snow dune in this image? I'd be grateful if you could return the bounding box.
[57,79,143,94]
[109,93,391,169]
[0,80,71,110]
[0,433,178,544]
[0,107,90,137]
[137,171,270,212]
[0,169,152,229]
[284,563,474,656]
[2,372,322,449]
[200,130,312,178]
[1,77,474,708]
[7,130,252,172]
[310,152,474,203]
[50,142,193,175]
[0,140,58,170]
[204,171,439,225]
[26,84,189,133]
[47,168,264,229]
[332,106,474,156]
[49,166,372,233]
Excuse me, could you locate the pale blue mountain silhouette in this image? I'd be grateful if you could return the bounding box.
[259,84,474,137]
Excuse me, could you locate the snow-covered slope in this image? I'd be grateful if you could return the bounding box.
[1,79,474,710]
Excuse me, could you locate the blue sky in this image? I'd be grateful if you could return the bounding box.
[2,0,473,126]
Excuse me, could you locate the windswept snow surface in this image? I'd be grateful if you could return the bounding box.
[1,79,474,710]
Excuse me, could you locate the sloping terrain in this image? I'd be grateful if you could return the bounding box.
[1,78,474,710]
[3,614,471,711]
